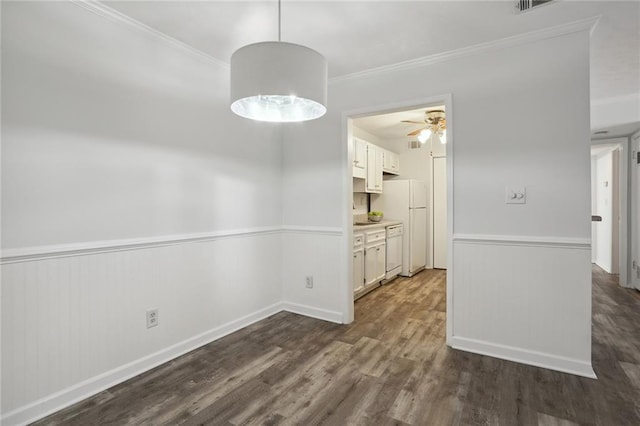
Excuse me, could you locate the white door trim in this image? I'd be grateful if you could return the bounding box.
[631,131,640,290]
[591,137,629,287]
[430,155,447,269]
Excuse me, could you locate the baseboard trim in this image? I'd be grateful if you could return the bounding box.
[1,302,284,426]
[450,336,597,379]
[282,301,344,324]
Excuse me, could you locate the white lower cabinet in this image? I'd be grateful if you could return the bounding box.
[353,249,364,293]
[365,242,386,285]
[354,227,386,299]
[353,233,365,294]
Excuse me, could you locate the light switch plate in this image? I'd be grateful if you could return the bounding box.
[505,186,526,204]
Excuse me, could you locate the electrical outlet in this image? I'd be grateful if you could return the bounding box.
[146,309,158,328]
[305,275,314,289]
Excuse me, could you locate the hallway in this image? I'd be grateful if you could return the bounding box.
[36,267,640,425]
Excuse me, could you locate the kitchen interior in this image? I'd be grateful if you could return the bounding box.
[352,106,448,300]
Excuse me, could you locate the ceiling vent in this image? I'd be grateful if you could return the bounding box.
[516,0,554,12]
[408,140,422,150]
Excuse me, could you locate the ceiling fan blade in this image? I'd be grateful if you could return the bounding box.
[407,128,424,136]
[401,120,425,124]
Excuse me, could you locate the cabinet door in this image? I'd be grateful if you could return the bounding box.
[366,145,383,193]
[375,243,387,281]
[365,242,386,286]
[365,245,378,286]
[382,149,391,171]
[375,148,384,189]
[366,144,378,192]
[390,152,400,173]
[382,150,400,174]
[353,138,366,169]
[353,249,364,294]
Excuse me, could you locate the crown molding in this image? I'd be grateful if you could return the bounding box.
[70,0,229,68]
[330,16,600,85]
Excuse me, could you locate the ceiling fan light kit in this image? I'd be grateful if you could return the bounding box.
[230,0,327,123]
[405,109,447,145]
[418,129,431,143]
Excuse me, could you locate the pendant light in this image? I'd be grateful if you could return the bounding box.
[230,0,327,122]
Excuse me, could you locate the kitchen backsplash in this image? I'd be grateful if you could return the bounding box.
[353,192,368,223]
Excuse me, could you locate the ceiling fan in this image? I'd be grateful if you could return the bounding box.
[402,110,447,144]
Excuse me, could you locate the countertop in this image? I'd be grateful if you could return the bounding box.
[353,220,402,231]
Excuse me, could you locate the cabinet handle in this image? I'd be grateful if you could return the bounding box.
[377,247,380,251]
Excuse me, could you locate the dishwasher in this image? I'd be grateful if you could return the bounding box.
[385,224,403,280]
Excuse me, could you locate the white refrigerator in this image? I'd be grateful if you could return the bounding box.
[371,179,427,276]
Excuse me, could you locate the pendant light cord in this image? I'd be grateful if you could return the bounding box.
[278,0,281,42]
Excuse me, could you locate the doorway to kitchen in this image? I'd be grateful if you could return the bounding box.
[343,94,453,343]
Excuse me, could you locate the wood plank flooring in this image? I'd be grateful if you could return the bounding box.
[34,266,640,425]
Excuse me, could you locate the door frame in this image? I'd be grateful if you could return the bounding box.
[591,137,629,287]
[341,93,454,345]
[632,131,640,290]
[430,154,447,269]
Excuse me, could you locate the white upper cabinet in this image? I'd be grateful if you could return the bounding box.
[353,138,367,179]
[382,149,400,175]
[365,143,383,193]
[353,138,399,192]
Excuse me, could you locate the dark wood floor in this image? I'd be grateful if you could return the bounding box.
[35,266,640,425]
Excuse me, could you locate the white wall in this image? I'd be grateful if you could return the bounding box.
[352,126,382,145]
[1,2,283,423]
[1,2,283,248]
[282,28,594,376]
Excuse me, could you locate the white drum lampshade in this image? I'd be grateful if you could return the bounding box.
[230,41,328,122]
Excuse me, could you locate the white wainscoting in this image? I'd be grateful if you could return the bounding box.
[1,229,284,425]
[281,227,346,324]
[450,234,595,378]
